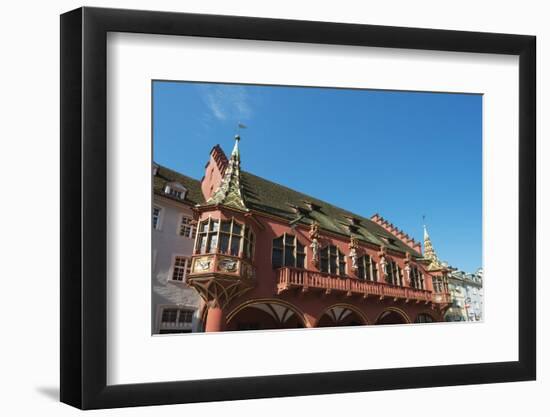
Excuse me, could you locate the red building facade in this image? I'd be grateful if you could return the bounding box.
[187,137,451,332]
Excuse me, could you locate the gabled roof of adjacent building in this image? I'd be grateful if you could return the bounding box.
[153,164,205,205]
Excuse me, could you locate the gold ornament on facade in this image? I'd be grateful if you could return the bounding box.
[193,256,212,272]
[218,257,238,273]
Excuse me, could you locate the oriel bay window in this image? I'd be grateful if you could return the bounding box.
[357,255,378,281]
[320,245,346,276]
[272,233,306,268]
[195,217,255,259]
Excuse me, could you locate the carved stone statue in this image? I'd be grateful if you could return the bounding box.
[378,245,388,278]
[379,257,387,275]
[309,221,320,267]
[404,252,412,285]
[349,236,359,271]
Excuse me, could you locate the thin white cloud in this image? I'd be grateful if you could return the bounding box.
[198,84,253,122]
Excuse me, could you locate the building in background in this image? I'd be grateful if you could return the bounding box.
[180,136,456,332]
[151,163,205,334]
[445,268,483,322]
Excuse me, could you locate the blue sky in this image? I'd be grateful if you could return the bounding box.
[153,81,482,273]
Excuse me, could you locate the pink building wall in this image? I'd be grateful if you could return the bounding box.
[190,144,449,331]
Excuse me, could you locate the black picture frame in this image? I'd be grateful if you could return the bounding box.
[60,6,536,410]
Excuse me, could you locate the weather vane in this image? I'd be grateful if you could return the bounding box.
[234,122,247,141]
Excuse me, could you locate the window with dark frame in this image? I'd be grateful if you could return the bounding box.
[320,245,346,276]
[410,265,425,289]
[386,260,403,286]
[152,206,161,230]
[196,217,255,259]
[171,256,191,282]
[357,254,378,281]
[272,233,306,269]
[161,308,178,323]
[179,215,196,239]
[160,308,194,325]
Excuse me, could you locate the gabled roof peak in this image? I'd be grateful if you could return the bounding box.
[423,224,445,271]
[204,135,248,211]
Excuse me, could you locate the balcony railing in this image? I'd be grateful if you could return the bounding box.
[276,267,448,304]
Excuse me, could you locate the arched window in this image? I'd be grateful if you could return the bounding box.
[414,313,434,323]
[320,245,346,276]
[272,233,306,269]
[386,260,403,286]
[196,217,254,259]
[357,255,378,281]
[410,265,424,289]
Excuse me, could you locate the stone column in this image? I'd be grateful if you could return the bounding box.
[304,313,318,328]
[205,305,226,332]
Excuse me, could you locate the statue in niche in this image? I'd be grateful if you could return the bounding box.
[309,221,320,267]
[349,236,359,271]
[404,252,412,285]
[378,245,388,277]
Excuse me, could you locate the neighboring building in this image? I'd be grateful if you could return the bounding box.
[445,268,483,322]
[151,163,205,334]
[180,135,455,331]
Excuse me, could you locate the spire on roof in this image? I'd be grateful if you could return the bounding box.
[206,134,248,211]
[423,223,443,270]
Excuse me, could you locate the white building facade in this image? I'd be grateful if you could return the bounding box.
[445,268,483,322]
[152,164,205,334]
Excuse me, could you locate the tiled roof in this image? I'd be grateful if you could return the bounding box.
[153,164,205,205]
[154,163,422,258]
[240,171,422,258]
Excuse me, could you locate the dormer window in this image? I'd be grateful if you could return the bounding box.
[164,182,187,200]
[344,216,360,225]
[302,200,321,211]
[287,203,309,216]
[343,224,359,234]
[379,235,396,246]
[152,163,159,176]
